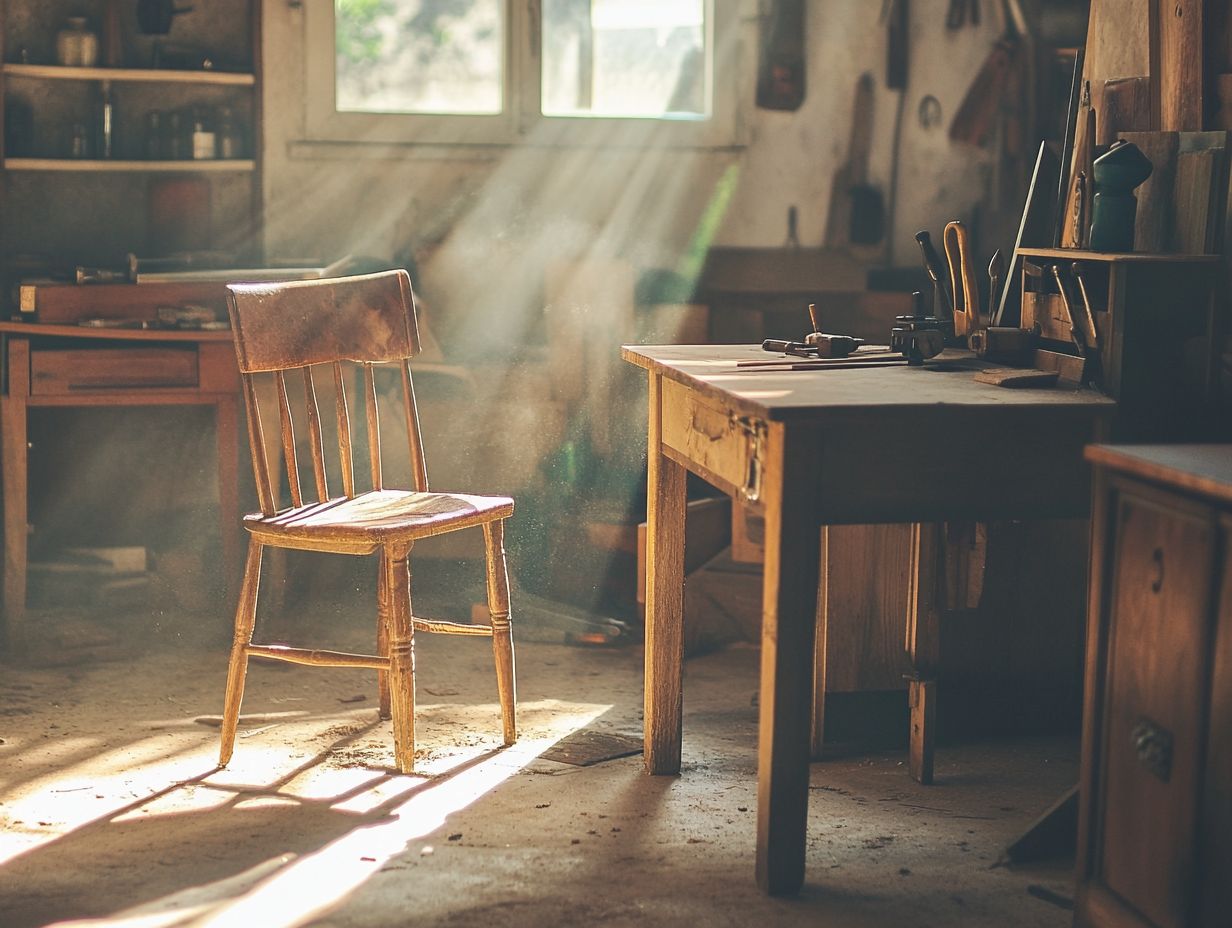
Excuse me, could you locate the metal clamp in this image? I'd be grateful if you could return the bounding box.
[731,415,766,504]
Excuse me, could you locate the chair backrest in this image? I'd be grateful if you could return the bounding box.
[227,270,428,516]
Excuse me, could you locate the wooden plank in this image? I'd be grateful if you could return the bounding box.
[1121,131,1180,253]
[1099,77,1152,145]
[644,371,688,776]
[1157,0,1204,131]
[905,522,941,784]
[822,524,913,692]
[1083,0,1152,117]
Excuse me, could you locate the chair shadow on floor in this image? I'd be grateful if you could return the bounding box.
[0,716,519,928]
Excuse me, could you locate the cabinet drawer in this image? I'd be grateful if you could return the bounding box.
[31,348,199,394]
[660,377,761,499]
[1099,487,1216,928]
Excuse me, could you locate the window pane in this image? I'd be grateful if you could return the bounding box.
[335,0,503,116]
[541,0,707,119]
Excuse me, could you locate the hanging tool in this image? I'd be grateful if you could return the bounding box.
[943,220,981,339]
[784,205,800,248]
[946,0,979,28]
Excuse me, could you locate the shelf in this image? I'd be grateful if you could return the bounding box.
[1018,247,1222,264]
[4,158,255,172]
[2,63,254,86]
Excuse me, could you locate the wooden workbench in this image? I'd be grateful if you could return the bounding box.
[0,322,243,650]
[622,344,1115,895]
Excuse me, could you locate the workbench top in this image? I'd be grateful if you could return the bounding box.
[621,344,1115,422]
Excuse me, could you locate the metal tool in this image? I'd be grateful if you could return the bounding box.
[763,335,865,359]
[891,291,946,365]
[1071,262,1100,351]
[1050,265,1088,356]
[987,248,1005,320]
[943,220,980,339]
[915,230,953,317]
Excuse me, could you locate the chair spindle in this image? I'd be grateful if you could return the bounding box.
[333,362,356,499]
[274,370,303,509]
[302,366,329,502]
[401,360,428,493]
[242,375,276,517]
[364,362,382,491]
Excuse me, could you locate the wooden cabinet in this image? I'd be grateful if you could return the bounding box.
[1077,444,1232,928]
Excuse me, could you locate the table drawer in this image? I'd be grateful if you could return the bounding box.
[660,377,762,500]
[31,348,199,394]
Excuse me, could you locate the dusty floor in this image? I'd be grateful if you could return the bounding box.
[0,604,1079,928]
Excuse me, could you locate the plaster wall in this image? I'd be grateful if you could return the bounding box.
[259,0,1006,297]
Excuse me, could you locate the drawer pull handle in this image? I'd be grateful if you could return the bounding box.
[1131,717,1173,783]
[1151,548,1164,593]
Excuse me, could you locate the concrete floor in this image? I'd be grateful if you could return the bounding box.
[0,608,1079,928]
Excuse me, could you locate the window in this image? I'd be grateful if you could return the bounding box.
[306,0,738,147]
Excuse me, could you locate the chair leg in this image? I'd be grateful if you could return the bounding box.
[381,545,416,773]
[376,558,391,721]
[219,539,263,767]
[484,520,517,745]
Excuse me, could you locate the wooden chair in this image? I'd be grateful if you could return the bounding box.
[217,269,516,774]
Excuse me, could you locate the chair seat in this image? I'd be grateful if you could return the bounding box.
[244,489,514,550]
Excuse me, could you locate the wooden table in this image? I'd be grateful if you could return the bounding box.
[623,344,1115,895]
[0,322,243,650]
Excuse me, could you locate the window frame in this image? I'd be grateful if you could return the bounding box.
[304,0,741,149]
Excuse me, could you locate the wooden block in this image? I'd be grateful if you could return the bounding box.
[973,368,1060,388]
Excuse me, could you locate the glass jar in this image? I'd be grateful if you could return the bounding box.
[216,107,244,159]
[56,18,99,68]
[191,108,216,160]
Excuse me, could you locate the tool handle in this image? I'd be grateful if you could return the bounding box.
[762,339,809,354]
[943,221,980,338]
[1050,265,1087,354]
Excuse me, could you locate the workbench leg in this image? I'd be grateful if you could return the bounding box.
[215,395,241,606]
[756,423,821,896]
[811,527,828,759]
[906,522,943,785]
[1,396,27,652]
[644,371,687,775]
